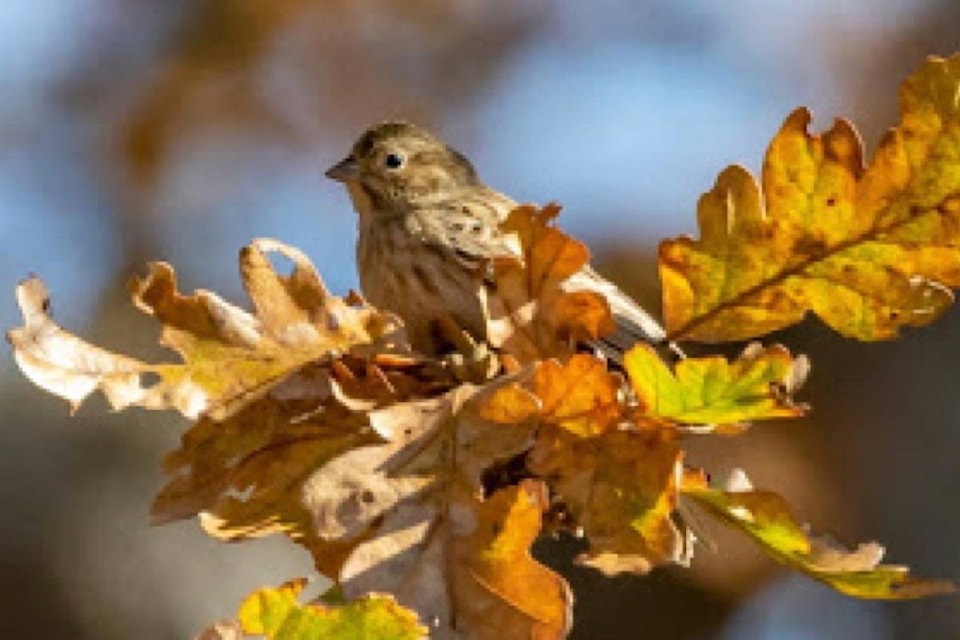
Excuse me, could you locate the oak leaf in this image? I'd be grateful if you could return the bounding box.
[235,579,426,640]
[661,54,960,343]
[624,342,809,430]
[683,470,957,599]
[151,359,397,576]
[479,355,692,574]
[530,427,690,575]
[486,205,615,363]
[296,385,571,638]
[8,239,405,420]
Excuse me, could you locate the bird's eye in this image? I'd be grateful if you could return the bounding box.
[384,153,404,170]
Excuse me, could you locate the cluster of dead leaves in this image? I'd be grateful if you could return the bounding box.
[10,54,960,639]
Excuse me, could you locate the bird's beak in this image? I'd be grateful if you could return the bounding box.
[325,156,359,182]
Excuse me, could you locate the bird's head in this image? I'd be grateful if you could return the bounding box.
[326,122,479,213]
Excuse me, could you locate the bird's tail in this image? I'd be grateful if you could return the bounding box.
[564,266,681,363]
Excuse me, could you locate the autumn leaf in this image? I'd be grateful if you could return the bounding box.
[479,354,621,435]
[661,54,960,343]
[531,354,623,436]
[531,427,691,575]
[479,355,692,574]
[150,359,393,576]
[12,52,960,640]
[447,481,571,639]
[235,579,426,640]
[684,470,957,599]
[624,342,809,430]
[7,239,475,581]
[486,205,615,363]
[9,277,164,414]
[8,239,405,420]
[297,386,571,638]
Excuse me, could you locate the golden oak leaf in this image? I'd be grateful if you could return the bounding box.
[684,470,957,599]
[529,427,690,575]
[448,481,571,640]
[623,342,808,430]
[661,54,960,343]
[8,239,404,420]
[531,355,622,436]
[474,380,540,425]
[235,578,426,640]
[131,238,405,419]
[486,205,615,362]
[478,354,622,437]
[477,355,690,574]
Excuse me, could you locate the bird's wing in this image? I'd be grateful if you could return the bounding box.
[413,193,672,359]
[410,188,519,271]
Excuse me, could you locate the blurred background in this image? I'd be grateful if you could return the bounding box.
[1,1,959,638]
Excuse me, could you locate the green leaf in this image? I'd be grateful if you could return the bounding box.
[624,343,808,428]
[237,579,426,640]
[685,471,957,599]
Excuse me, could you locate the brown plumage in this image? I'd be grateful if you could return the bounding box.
[326,121,666,357]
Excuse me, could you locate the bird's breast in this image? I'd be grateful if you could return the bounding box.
[356,216,487,354]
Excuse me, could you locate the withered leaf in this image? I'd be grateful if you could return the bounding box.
[9,239,405,420]
[297,383,570,638]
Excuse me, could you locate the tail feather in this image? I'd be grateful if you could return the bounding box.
[564,266,681,363]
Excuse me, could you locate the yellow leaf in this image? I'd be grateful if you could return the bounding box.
[130,239,403,419]
[476,382,541,424]
[449,481,571,639]
[236,579,426,640]
[476,355,692,574]
[531,355,622,437]
[529,427,690,574]
[685,470,957,599]
[661,54,960,343]
[623,342,808,428]
[477,354,622,437]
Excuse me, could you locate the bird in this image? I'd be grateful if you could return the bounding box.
[324,121,668,361]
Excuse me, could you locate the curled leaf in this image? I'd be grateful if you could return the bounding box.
[8,239,405,420]
[8,278,160,413]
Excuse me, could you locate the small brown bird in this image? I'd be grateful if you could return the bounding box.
[325,122,666,359]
